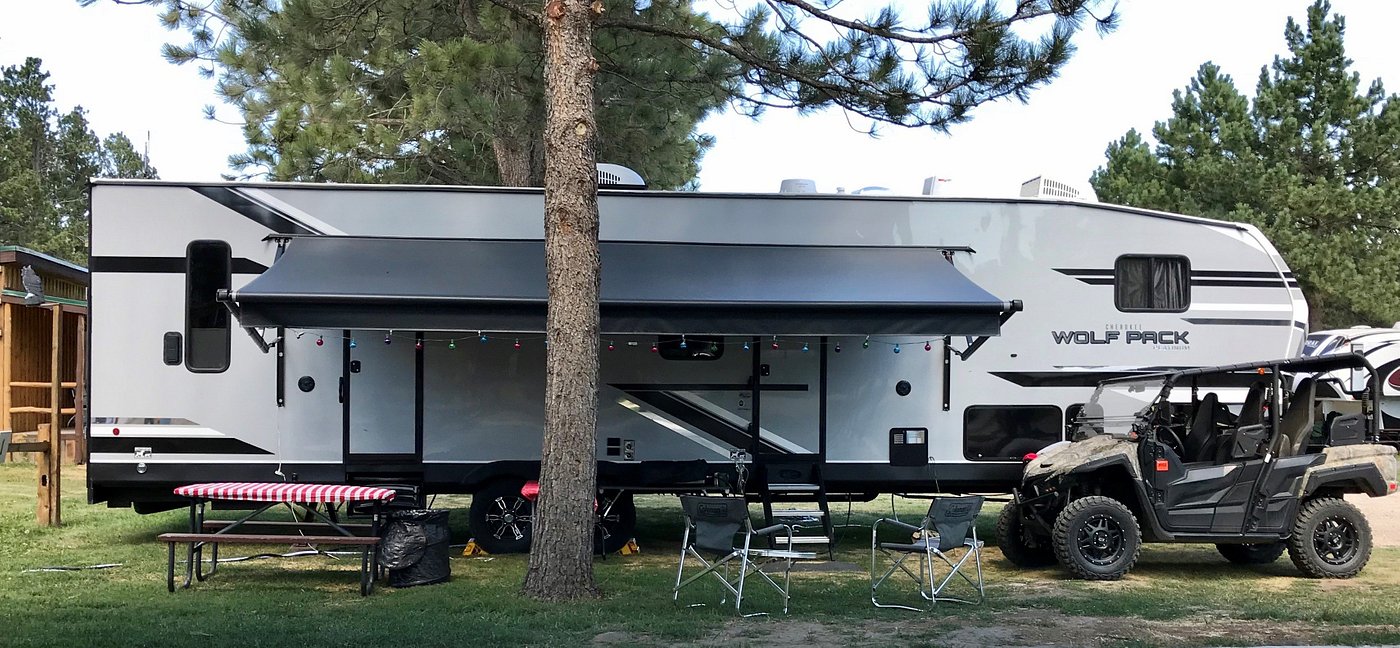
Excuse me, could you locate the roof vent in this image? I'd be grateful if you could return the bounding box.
[779,179,818,194]
[596,163,647,190]
[921,176,952,196]
[1020,175,1097,202]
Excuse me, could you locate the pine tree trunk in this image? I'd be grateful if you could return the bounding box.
[522,0,601,601]
[493,135,534,187]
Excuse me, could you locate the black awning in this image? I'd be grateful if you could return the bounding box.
[225,236,1016,336]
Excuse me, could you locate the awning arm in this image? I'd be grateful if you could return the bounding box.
[951,299,1022,361]
[218,288,275,354]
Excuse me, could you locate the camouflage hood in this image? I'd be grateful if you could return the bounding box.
[1023,434,1141,481]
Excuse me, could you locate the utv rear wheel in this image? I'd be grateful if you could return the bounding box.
[469,480,534,554]
[1217,542,1286,565]
[997,504,1057,568]
[1287,498,1372,578]
[1052,496,1142,580]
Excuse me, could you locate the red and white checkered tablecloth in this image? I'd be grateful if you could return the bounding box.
[173,482,397,504]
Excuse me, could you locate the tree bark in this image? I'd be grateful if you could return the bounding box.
[492,134,535,187]
[522,0,601,601]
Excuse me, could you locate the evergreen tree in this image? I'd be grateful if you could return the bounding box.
[1091,1,1400,328]
[0,57,157,263]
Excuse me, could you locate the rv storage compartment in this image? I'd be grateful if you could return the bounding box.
[380,509,451,587]
[889,428,928,466]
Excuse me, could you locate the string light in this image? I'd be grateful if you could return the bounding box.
[449,339,456,350]
[607,341,616,351]
[384,332,392,345]
[742,341,750,352]
[679,335,687,350]
[771,336,779,350]
[801,342,809,353]
[893,344,901,354]
[514,339,521,350]
[349,338,357,349]
[834,342,841,353]
[709,342,719,353]
[650,343,658,353]
[863,336,870,349]
[415,340,424,351]
[925,341,932,351]
[315,336,324,347]
[480,332,488,344]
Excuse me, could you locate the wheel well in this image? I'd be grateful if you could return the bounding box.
[1068,465,1147,524]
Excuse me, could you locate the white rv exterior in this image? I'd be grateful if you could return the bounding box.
[86,181,1307,512]
[1297,326,1400,444]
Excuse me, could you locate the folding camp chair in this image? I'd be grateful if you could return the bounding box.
[870,495,985,610]
[672,495,805,616]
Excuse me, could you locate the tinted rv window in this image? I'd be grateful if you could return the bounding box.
[1114,255,1189,312]
[657,336,724,361]
[185,240,232,372]
[963,405,1062,461]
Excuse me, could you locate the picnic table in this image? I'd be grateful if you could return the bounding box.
[161,482,396,596]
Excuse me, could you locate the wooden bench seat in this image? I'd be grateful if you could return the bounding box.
[159,532,381,596]
[199,520,375,534]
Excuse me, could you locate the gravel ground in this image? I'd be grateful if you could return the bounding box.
[1348,492,1400,547]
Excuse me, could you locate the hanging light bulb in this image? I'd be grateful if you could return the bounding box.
[679,335,687,350]
[514,339,522,350]
[925,341,932,352]
[893,344,901,354]
[607,341,615,351]
[743,341,751,352]
[479,332,488,344]
[449,339,457,350]
[863,336,870,349]
[834,342,842,353]
[801,342,809,353]
[315,336,324,347]
[650,343,659,353]
[415,340,424,351]
[771,336,779,350]
[709,342,719,353]
[384,331,392,345]
[349,338,357,349]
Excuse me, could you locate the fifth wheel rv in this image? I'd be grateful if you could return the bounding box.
[86,179,1307,551]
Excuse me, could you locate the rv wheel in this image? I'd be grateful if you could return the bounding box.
[469,480,535,554]
[595,492,637,555]
[1052,496,1142,580]
[996,504,1056,568]
[1287,497,1372,578]
[1216,541,1286,565]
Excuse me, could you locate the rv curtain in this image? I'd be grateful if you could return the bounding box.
[224,236,1016,336]
[1116,256,1188,311]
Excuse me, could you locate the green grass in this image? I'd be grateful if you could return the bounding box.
[2,463,1399,647]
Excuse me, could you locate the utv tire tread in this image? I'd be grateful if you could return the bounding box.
[997,504,1057,568]
[1287,497,1372,579]
[1052,496,1142,581]
[1216,541,1286,565]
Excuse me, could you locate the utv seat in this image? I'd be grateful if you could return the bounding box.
[1215,382,1269,464]
[1274,378,1315,457]
[1183,393,1223,463]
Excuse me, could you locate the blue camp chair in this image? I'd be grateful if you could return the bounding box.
[870,495,986,610]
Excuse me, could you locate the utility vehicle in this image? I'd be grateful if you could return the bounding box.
[998,353,1400,580]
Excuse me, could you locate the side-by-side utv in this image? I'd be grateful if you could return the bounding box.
[998,353,1400,580]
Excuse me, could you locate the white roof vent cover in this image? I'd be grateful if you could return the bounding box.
[596,163,647,189]
[1020,175,1097,202]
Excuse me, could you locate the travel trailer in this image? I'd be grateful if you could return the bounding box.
[1297,326,1400,445]
[86,178,1307,550]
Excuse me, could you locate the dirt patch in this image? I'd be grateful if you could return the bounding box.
[1348,493,1400,548]
[596,610,1400,647]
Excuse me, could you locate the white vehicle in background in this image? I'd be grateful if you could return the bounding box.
[1297,326,1400,446]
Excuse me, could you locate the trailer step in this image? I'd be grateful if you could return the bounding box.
[768,483,821,492]
[771,509,825,517]
[772,536,832,545]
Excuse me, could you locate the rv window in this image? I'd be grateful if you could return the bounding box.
[1114,255,1189,312]
[963,405,1062,461]
[185,240,232,372]
[656,336,724,361]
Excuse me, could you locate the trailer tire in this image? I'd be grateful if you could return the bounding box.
[1287,497,1372,578]
[595,492,637,555]
[1052,496,1141,581]
[469,480,534,554]
[1216,541,1286,565]
[996,504,1056,568]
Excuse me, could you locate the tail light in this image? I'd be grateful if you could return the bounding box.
[1022,452,1038,462]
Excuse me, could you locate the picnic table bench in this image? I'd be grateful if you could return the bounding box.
[164,482,396,596]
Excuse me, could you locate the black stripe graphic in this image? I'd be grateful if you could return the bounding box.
[1055,268,1296,289]
[191,187,317,235]
[89,256,267,274]
[991,370,1264,388]
[618,388,790,454]
[610,383,807,393]
[90,437,273,455]
[1182,318,1293,327]
[1191,279,1288,288]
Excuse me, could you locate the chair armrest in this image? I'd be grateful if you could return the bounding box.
[872,517,920,534]
[752,523,792,537]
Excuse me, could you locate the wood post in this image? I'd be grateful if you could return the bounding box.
[1,301,11,435]
[74,314,86,465]
[37,304,61,527]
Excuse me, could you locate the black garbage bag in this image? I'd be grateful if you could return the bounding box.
[380,509,451,588]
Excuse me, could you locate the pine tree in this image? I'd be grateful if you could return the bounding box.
[0,58,157,263]
[1091,1,1400,328]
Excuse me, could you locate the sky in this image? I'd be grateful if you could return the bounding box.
[1,0,1398,197]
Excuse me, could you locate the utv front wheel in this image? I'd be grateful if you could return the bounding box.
[1217,542,1286,565]
[1287,498,1372,578]
[997,504,1057,568]
[1052,496,1142,580]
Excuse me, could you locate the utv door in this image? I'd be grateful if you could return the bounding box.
[1142,438,1239,531]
